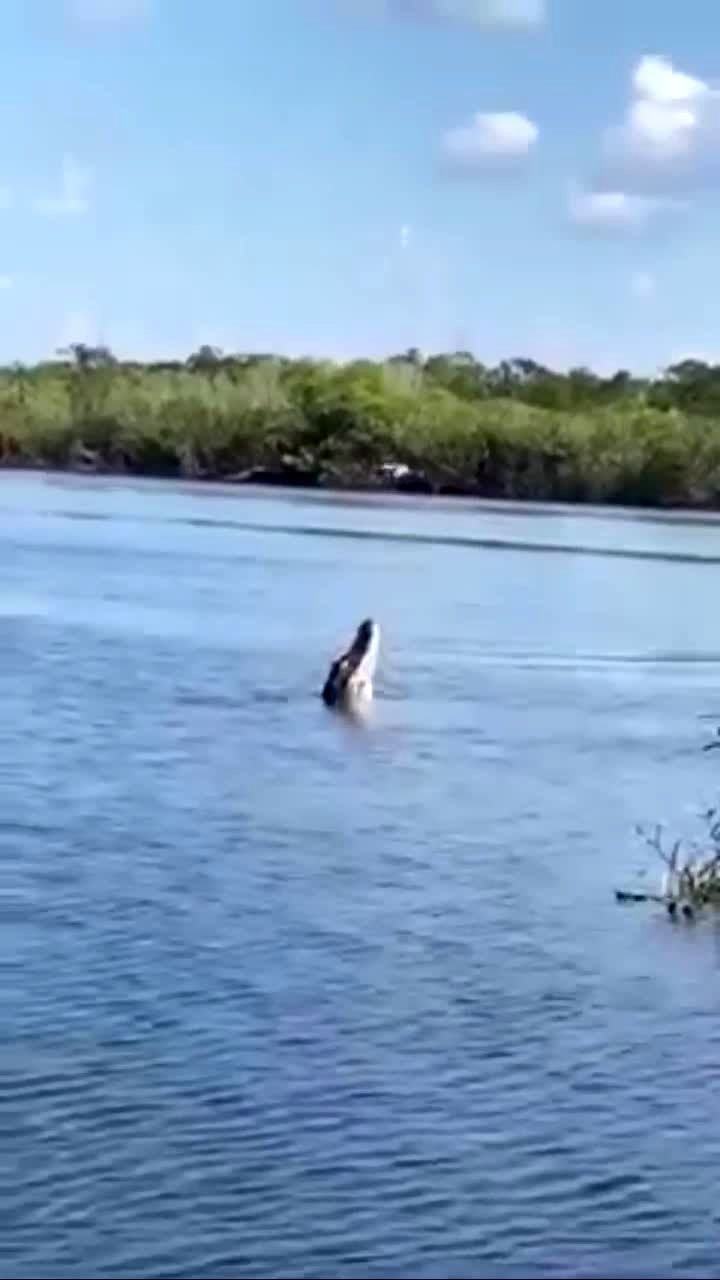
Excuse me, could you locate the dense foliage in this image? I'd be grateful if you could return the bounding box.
[5,343,720,507]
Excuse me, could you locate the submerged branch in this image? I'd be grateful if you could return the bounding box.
[619,728,720,918]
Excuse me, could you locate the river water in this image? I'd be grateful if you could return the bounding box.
[4,472,720,1279]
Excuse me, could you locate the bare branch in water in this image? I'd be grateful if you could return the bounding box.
[635,823,680,870]
[621,727,720,916]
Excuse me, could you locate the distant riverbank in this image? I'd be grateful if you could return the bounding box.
[0,452,509,501]
[3,346,720,510]
[0,453,712,513]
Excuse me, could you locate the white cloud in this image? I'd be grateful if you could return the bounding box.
[630,270,655,299]
[67,0,150,21]
[602,54,720,193]
[568,186,680,231]
[399,223,411,250]
[0,189,13,211]
[34,155,91,217]
[632,55,708,106]
[442,110,538,170]
[0,276,13,291]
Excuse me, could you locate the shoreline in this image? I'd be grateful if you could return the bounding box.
[3,350,720,513]
[0,455,716,517]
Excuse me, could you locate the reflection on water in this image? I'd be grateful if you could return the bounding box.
[5,473,720,1279]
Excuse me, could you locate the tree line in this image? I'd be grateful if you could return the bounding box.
[3,342,720,507]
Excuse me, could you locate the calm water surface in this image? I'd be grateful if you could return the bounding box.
[4,473,720,1280]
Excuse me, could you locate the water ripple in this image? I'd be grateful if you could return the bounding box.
[6,500,720,565]
[5,478,720,1278]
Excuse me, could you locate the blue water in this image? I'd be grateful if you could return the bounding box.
[5,472,720,1280]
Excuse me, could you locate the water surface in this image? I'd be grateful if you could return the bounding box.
[4,473,720,1280]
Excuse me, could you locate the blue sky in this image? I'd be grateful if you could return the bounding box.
[3,0,720,372]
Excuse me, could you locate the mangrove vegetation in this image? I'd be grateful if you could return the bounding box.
[5,344,720,507]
